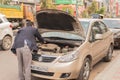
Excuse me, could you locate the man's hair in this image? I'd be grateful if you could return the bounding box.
[26,20,33,27]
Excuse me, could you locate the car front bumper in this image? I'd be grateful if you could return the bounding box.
[31,60,82,80]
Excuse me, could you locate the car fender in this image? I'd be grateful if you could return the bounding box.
[74,44,92,78]
[0,28,13,40]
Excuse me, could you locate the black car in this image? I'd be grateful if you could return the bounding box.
[103,18,120,48]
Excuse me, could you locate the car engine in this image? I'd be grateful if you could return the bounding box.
[37,38,83,54]
[33,38,83,62]
[38,43,77,53]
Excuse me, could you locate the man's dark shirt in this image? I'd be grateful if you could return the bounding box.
[11,26,44,53]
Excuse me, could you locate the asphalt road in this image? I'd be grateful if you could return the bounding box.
[0,49,119,80]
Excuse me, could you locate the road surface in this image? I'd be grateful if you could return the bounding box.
[0,49,119,80]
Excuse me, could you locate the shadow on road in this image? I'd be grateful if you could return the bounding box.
[32,76,48,80]
[114,47,120,50]
[0,47,4,51]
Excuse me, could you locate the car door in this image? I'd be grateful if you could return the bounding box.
[89,21,105,64]
[99,21,111,54]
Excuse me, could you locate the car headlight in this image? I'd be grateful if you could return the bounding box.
[59,53,78,62]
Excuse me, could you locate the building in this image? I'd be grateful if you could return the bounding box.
[54,0,85,17]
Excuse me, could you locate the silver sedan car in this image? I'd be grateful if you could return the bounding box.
[31,10,114,80]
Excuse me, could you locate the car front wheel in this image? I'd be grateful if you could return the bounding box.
[1,36,12,50]
[104,45,113,62]
[76,58,90,80]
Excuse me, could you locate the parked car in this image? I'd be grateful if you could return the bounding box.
[103,18,120,48]
[0,13,13,50]
[31,9,114,80]
[11,21,19,29]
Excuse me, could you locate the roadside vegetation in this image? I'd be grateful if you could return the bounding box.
[0,0,12,4]
[81,1,105,18]
[40,0,56,9]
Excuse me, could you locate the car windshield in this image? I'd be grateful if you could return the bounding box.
[41,32,84,41]
[79,21,89,35]
[103,19,120,29]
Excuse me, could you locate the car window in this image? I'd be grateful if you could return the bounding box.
[92,22,102,34]
[99,21,108,33]
[89,21,103,42]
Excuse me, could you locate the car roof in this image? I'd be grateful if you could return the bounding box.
[0,13,5,17]
[103,18,120,20]
[78,18,102,22]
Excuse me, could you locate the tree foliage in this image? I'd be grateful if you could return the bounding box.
[40,0,56,9]
[62,7,74,15]
[0,0,12,4]
[81,10,88,18]
[87,1,97,15]
[83,1,105,18]
[96,7,105,14]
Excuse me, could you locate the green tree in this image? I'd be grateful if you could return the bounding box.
[0,0,3,4]
[96,7,105,14]
[0,0,12,4]
[81,10,88,18]
[40,0,56,9]
[85,1,105,18]
[87,1,97,15]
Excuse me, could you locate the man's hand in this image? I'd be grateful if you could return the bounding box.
[44,41,46,44]
[11,48,16,55]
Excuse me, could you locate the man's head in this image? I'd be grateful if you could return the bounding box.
[26,20,33,27]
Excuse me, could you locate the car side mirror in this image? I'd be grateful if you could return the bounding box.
[95,34,103,40]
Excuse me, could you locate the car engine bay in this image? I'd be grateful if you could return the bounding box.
[37,37,83,54]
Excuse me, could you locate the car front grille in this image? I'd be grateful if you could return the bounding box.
[42,56,56,62]
[32,70,54,76]
[32,54,56,62]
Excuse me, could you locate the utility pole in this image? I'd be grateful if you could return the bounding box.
[76,0,79,17]
[34,0,36,27]
[33,0,40,28]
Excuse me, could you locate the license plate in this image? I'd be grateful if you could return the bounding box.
[31,65,48,72]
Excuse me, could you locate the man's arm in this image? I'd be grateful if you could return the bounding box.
[11,29,22,55]
[11,35,17,55]
[34,29,44,43]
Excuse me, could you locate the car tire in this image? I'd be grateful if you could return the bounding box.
[1,36,12,50]
[76,58,90,80]
[104,45,113,62]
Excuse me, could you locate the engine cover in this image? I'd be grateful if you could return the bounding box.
[39,43,60,53]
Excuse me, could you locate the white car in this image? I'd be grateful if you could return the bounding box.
[0,14,13,50]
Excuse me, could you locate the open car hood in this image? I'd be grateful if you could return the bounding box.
[36,9,85,37]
